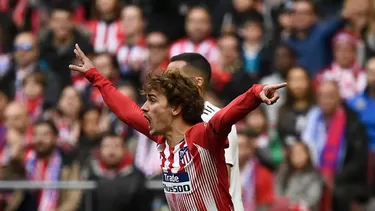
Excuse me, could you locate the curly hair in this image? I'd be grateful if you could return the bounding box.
[142,70,205,126]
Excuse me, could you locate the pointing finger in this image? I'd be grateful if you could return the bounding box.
[270,82,287,90]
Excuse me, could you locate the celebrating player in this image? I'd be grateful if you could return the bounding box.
[69,44,286,210]
[168,53,243,210]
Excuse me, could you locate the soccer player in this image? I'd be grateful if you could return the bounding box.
[168,53,243,210]
[69,44,286,210]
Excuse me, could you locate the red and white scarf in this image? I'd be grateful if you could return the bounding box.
[315,62,366,99]
[86,20,123,54]
[134,132,161,178]
[15,91,43,123]
[25,149,62,211]
[56,120,77,150]
[241,158,257,211]
[169,37,219,65]
[116,38,148,74]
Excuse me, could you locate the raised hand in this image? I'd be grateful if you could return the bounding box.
[259,83,287,105]
[68,43,95,74]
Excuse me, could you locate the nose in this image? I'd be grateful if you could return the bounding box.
[141,101,149,112]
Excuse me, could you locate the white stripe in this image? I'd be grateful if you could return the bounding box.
[94,22,107,52]
[163,144,171,171]
[107,23,119,53]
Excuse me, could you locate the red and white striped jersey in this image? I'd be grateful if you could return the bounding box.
[169,37,219,65]
[84,68,265,211]
[86,20,123,54]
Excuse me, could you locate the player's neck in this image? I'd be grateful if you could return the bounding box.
[165,120,193,147]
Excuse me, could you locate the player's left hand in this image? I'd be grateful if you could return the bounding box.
[259,83,287,105]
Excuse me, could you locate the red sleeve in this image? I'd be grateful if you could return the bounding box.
[256,165,274,205]
[207,84,264,139]
[84,68,158,142]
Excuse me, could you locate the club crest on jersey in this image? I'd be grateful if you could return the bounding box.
[179,146,191,165]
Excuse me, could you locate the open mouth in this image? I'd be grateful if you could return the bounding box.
[144,115,151,124]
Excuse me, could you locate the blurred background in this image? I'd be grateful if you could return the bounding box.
[0,0,375,210]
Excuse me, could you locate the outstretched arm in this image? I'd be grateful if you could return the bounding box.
[208,83,286,137]
[69,44,157,141]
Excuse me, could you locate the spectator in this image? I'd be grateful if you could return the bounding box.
[169,6,219,65]
[241,107,284,171]
[3,102,33,148]
[24,120,81,211]
[277,66,315,146]
[0,84,9,134]
[85,52,119,108]
[48,86,83,150]
[261,44,297,126]
[75,107,103,168]
[237,128,273,211]
[81,133,151,211]
[274,142,323,211]
[239,9,272,80]
[285,0,355,75]
[302,81,368,211]
[347,57,375,210]
[116,4,147,87]
[0,32,60,107]
[15,72,45,123]
[106,80,139,141]
[315,31,366,99]
[143,31,169,76]
[86,0,122,53]
[39,4,93,94]
[215,34,254,104]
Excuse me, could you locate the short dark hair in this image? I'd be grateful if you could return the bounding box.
[22,71,46,87]
[142,70,204,125]
[101,131,125,144]
[50,3,74,16]
[170,53,212,89]
[240,9,264,30]
[34,119,59,136]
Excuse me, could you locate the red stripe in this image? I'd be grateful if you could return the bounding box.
[168,146,174,173]
[159,143,167,170]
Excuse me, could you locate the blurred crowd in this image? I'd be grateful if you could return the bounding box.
[0,0,375,211]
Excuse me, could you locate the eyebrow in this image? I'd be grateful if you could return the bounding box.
[147,93,157,98]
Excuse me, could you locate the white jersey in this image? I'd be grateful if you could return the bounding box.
[201,101,244,211]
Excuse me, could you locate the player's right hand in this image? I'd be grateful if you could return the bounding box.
[69,43,95,74]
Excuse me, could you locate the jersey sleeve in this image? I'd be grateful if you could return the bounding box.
[207,84,264,139]
[84,68,158,142]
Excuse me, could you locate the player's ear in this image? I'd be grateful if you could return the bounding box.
[171,105,183,116]
[194,77,204,88]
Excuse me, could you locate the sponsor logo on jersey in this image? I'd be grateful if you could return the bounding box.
[162,172,192,194]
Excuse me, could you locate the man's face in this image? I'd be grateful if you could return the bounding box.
[34,124,56,156]
[186,8,211,42]
[317,82,341,116]
[93,54,114,79]
[50,10,73,40]
[291,1,316,31]
[218,36,239,65]
[4,104,28,132]
[96,0,117,14]
[238,134,255,165]
[14,33,38,67]
[141,90,174,136]
[147,32,168,65]
[274,47,294,74]
[334,42,356,68]
[366,59,375,89]
[121,6,143,37]
[100,136,125,167]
